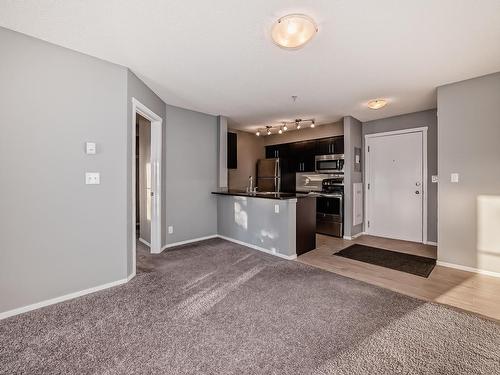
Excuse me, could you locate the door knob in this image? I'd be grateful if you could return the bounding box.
[415,191,420,194]
[416,182,421,186]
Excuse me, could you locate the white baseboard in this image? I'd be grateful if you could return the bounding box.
[217,235,297,260]
[162,234,219,251]
[425,241,438,246]
[436,261,500,278]
[138,238,150,247]
[343,232,366,241]
[0,274,134,320]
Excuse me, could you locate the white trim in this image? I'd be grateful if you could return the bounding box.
[138,238,151,247]
[343,232,366,240]
[161,235,219,250]
[131,98,163,271]
[437,261,500,278]
[364,126,428,244]
[425,241,438,246]
[217,235,297,260]
[0,276,132,320]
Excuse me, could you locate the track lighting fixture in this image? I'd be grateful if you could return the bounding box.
[255,119,316,136]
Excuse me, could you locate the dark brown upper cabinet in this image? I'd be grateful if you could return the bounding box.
[227,132,237,169]
[316,136,344,155]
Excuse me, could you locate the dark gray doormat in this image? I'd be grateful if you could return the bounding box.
[334,244,436,277]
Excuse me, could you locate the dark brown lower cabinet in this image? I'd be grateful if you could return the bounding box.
[296,197,317,256]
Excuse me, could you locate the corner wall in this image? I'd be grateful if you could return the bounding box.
[437,72,500,273]
[164,105,219,245]
[343,116,363,238]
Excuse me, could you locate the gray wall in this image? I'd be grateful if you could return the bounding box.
[343,116,363,237]
[362,109,438,243]
[228,129,265,191]
[437,72,500,273]
[217,195,296,257]
[0,27,128,313]
[165,104,219,245]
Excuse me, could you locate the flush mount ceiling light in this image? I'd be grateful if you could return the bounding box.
[367,99,387,110]
[256,129,261,136]
[271,14,318,50]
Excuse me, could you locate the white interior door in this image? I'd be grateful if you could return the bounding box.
[366,131,424,242]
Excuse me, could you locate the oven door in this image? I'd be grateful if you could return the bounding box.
[316,195,343,237]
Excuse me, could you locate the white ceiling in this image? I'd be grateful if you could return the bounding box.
[1,1,499,132]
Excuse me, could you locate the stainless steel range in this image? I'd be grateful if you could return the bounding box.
[296,173,344,238]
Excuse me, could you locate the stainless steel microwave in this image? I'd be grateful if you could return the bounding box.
[315,154,344,173]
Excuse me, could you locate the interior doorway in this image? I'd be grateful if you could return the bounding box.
[365,127,427,243]
[136,114,152,246]
[132,98,162,274]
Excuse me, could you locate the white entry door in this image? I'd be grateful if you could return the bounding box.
[366,131,424,242]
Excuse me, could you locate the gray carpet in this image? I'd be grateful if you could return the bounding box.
[1,238,499,374]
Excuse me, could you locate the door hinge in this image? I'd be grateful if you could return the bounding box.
[367,146,370,152]
[368,183,370,190]
[368,220,370,228]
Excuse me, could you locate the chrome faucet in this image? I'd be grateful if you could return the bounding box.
[247,176,256,193]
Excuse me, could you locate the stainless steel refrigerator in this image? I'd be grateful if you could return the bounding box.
[257,158,281,192]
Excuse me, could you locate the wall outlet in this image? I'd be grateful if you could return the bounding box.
[431,175,438,183]
[168,226,174,234]
[85,142,96,154]
[274,204,279,214]
[85,172,100,185]
[450,173,459,183]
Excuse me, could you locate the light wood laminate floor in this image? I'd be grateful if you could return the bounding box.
[298,234,500,321]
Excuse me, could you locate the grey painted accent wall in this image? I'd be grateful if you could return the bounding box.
[362,109,438,243]
[343,116,363,237]
[165,104,219,245]
[126,70,166,275]
[437,72,500,272]
[0,27,128,313]
[228,129,265,191]
[217,196,297,257]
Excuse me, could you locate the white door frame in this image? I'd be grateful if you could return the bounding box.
[132,97,163,272]
[364,126,428,244]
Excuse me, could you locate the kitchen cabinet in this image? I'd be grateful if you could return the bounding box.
[290,140,316,172]
[227,132,237,169]
[316,136,344,155]
[333,136,344,154]
[265,144,288,159]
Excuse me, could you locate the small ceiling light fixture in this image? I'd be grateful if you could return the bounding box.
[256,129,261,136]
[296,119,301,130]
[278,126,283,134]
[310,120,315,128]
[271,14,318,50]
[367,99,387,110]
[283,123,288,131]
[266,126,272,136]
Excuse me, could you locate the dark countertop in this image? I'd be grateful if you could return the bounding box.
[212,189,314,200]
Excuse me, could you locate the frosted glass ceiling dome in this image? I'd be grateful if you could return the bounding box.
[271,14,318,50]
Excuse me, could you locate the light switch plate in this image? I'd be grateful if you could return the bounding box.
[274,204,280,214]
[451,173,459,183]
[85,172,100,185]
[168,226,174,234]
[431,175,438,183]
[85,142,96,154]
